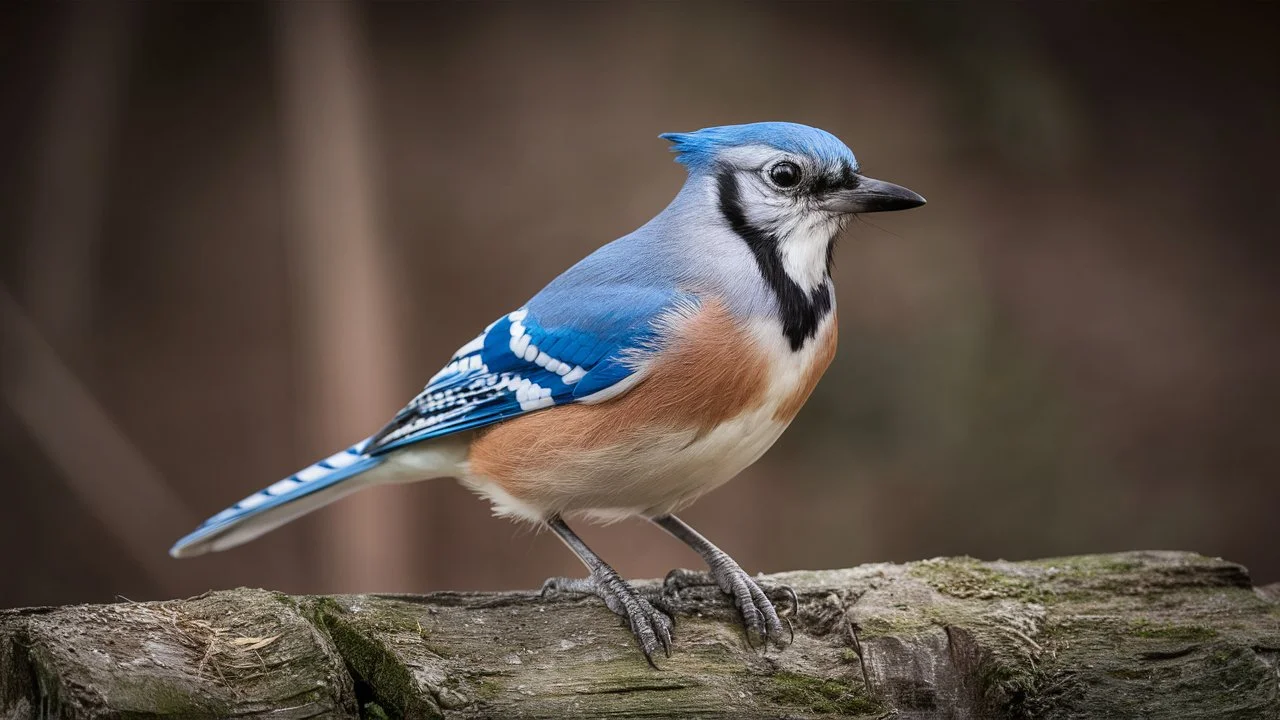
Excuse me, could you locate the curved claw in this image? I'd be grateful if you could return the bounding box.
[718,566,785,650]
[543,571,675,666]
[662,568,707,598]
[651,597,676,658]
[780,585,799,616]
[630,599,674,667]
[539,578,557,598]
[662,570,682,599]
[658,564,793,650]
[655,611,674,659]
[759,583,798,646]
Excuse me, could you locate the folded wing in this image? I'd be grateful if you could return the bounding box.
[366,285,693,455]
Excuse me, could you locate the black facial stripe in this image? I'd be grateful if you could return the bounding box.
[717,169,833,351]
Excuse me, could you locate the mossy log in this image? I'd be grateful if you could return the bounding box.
[2,552,1278,719]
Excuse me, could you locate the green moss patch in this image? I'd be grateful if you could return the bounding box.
[1029,555,1145,576]
[764,671,882,716]
[910,558,1048,603]
[1129,620,1219,642]
[309,598,440,720]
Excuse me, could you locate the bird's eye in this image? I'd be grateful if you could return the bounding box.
[768,161,802,189]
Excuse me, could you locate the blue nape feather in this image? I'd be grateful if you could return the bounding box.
[660,122,858,172]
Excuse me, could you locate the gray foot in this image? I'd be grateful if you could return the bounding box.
[664,566,794,648]
[542,569,673,667]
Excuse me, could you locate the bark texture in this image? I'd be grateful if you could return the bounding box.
[2,552,1278,719]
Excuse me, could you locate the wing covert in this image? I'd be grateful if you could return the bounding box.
[366,288,690,455]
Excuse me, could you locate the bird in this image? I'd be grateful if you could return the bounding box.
[170,121,925,665]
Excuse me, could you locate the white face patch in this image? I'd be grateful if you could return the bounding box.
[735,169,844,295]
[715,145,846,295]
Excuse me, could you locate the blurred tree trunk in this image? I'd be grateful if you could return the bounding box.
[22,1,132,355]
[8,2,198,596]
[274,2,414,592]
[3,552,1277,718]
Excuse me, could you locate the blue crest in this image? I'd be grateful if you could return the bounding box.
[659,122,858,172]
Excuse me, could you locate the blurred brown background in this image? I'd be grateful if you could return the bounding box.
[2,2,1277,609]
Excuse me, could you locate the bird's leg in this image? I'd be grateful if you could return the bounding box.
[540,514,673,666]
[651,514,792,648]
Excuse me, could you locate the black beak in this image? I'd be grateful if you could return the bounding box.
[821,175,926,214]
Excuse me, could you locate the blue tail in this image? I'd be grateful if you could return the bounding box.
[170,439,384,558]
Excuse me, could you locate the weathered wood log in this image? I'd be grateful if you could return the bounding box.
[2,552,1277,719]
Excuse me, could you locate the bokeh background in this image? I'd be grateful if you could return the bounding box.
[2,2,1277,609]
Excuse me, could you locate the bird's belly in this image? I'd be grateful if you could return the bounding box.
[620,406,790,515]
[462,404,789,522]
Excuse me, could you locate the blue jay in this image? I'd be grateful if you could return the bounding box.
[171,122,924,665]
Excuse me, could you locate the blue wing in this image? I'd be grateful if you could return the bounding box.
[365,283,690,455]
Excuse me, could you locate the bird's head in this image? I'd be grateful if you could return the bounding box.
[661,122,924,292]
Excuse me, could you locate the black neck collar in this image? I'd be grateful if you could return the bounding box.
[716,170,833,351]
